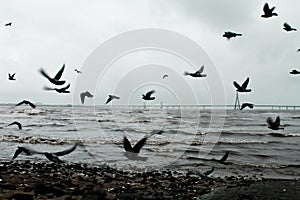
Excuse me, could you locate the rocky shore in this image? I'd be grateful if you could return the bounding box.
[0,161,299,200]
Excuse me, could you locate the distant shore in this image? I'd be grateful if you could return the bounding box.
[0,161,299,200]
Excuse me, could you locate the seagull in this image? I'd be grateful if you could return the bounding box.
[283,23,297,32]
[43,84,71,93]
[75,69,82,74]
[142,90,155,101]
[15,100,36,109]
[80,91,94,104]
[39,64,66,85]
[12,144,79,163]
[261,3,278,18]
[184,65,207,77]
[240,103,254,110]
[5,22,12,26]
[8,121,22,130]
[8,73,16,81]
[233,77,251,93]
[163,74,168,79]
[290,69,300,75]
[267,116,284,130]
[105,95,120,104]
[222,31,242,40]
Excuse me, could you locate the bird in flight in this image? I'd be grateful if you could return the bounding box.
[261,3,278,18]
[105,95,120,104]
[142,90,155,101]
[12,143,79,163]
[15,100,36,109]
[233,77,251,93]
[75,69,82,74]
[43,84,71,93]
[80,91,94,104]
[240,103,254,110]
[163,74,168,79]
[267,116,284,130]
[8,121,22,130]
[223,31,242,40]
[184,65,207,78]
[39,64,66,85]
[8,73,16,81]
[290,69,300,75]
[283,23,297,32]
[5,22,12,26]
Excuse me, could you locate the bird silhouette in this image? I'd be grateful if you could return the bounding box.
[240,103,254,110]
[13,144,78,163]
[80,91,94,104]
[8,73,16,81]
[43,84,71,93]
[39,64,66,85]
[142,90,155,101]
[75,69,82,74]
[223,31,242,40]
[283,23,297,32]
[267,116,284,130]
[184,65,207,77]
[8,121,22,130]
[163,74,168,79]
[290,69,300,75]
[5,22,12,26]
[233,77,251,92]
[261,3,278,18]
[15,100,36,109]
[105,95,120,104]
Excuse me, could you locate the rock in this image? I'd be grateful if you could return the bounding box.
[8,193,33,200]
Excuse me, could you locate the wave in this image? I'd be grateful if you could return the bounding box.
[268,132,300,137]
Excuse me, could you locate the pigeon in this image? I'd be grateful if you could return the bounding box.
[39,64,66,85]
[105,95,120,104]
[13,144,78,163]
[240,103,254,110]
[5,22,12,26]
[223,31,242,40]
[163,74,168,79]
[43,84,71,93]
[233,77,251,92]
[142,90,155,101]
[290,69,300,75]
[184,65,207,77]
[8,121,22,130]
[283,23,297,32]
[75,69,82,74]
[261,3,278,18]
[80,91,94,104]
[267,116,284,130]
[8,73,16,81]
[15,100,36,109]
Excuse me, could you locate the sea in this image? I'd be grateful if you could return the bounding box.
[0,104,299,180]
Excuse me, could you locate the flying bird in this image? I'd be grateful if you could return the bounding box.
[240,103,254,110]
[8,121,22,130]
[75,69,82,74]
[290,69,300,75]
[8,73,16,81]
[261,3,278,18]
[105,95,120,104]
[283,23,297,32]
[80,91,94,104]
[43,84,71,93]
[233,77,251,93]
[5,22,12,26]
[142,90,155,101]
[267,116,284,130]
[223,31,242,40]
[15,100,36,109]
[39,64,66,85]
[163,74,168,79]
[13,144,78,163]
[184,65,207,78]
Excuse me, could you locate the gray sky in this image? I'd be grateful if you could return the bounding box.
[1,0,300,105]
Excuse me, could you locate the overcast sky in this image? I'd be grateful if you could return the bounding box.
[1,0,300,106]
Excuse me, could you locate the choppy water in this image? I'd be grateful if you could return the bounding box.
[0,104,299,179]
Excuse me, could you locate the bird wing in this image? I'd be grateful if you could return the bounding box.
[284,23,291,29]
[274,116,280,127]
[12,148,24,159]
[62,84,70,90]
[15,101,25,107]
[219,151,229,163]
[233,81,242,90]
[8,121,22,130]
[146,90,155,98]
[240,103,246,110]
[54,64,65,80]
[266,117,274,126]
[25,100,36,108]
[39,68,52,80]
[263,3,270,13]
[242,77,250,89]
[53,144,78,156]
[132,137,148,154]
[80,92,86,104]
[197,65,204,74]
[105,96,112,104]
[123,136,133,152]
[85,91,93,97]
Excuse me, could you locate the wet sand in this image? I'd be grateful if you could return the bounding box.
[0,161,299,200]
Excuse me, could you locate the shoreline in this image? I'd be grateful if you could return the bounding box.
[0,161,299,199]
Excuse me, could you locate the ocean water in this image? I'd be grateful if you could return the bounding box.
[0,104,299,179]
